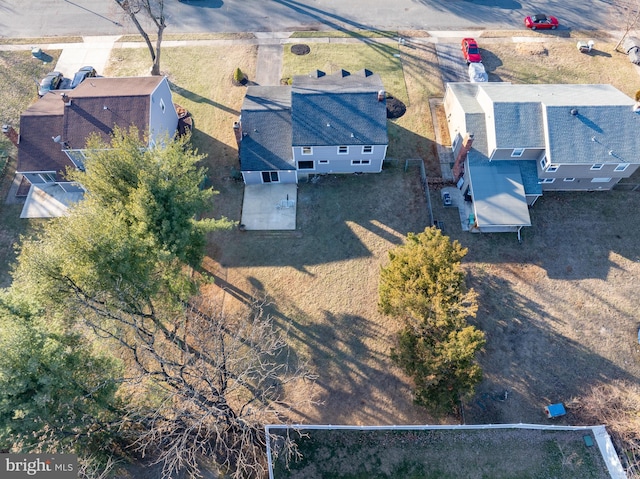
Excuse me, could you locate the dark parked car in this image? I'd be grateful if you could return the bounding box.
[461,37,482,64]
[70,66,97,88]
[524,14,559,30]
[38,71,63,97]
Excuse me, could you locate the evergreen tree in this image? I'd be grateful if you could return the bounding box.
[379,226,485,414]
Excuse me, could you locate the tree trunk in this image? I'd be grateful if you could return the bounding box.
[151,24,164,76]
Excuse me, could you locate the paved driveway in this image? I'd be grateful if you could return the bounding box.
[436,41,468,84]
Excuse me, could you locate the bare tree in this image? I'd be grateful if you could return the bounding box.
[79,292,317,479]
[611,0,640,52]
[115,0,166,75]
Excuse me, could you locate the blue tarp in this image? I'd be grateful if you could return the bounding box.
[546,403,566,418]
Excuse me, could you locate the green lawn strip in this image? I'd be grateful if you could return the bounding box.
[0,37,83,45]
[116,32,256,43]
[290,30,398,39]
[282,43,408,104]
[270,428,608,479]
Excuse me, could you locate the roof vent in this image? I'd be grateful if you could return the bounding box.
[378,90,385,101]
[570,108,578,116]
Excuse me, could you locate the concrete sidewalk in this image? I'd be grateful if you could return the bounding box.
[53,36,120,78]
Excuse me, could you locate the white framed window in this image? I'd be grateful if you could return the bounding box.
[298,161,314,170]
[591,177,611,183]
[338,146,349,155]
[262,171,279,183]
[302,147,313,155]
[546,164,559,172]
[540,156,548,169]
[362,145,373,154]
[563,178,575,182]
[614,163,629,172]
[351,159,371,165]
[319,160,329,164]
[540,178,555,184]
[511,148,525,158]
[590,163,603,171]
[160,98,166,114]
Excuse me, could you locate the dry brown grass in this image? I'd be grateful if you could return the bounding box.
[102,38,640,437]
[570,380,640,478]
[3,36,640,474]
[481,40,640,96]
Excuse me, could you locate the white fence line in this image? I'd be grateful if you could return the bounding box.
[265,423,627,479]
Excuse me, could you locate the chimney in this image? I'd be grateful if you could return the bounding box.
[2,124,19,147]
[233,121,242,147]
[377,90,385,102]
[452,133,474,181]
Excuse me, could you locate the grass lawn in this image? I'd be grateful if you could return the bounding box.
[0,49,61,287]
[2,30,640,476]
[481,40,640,97]
[270,427,610,479]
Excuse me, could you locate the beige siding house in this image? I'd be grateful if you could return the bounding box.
[444,83,640,235]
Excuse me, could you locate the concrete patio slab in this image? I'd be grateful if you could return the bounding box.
[20,184,84,218]
[241,183,297,230]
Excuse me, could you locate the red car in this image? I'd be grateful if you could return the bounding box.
[524,14,559,30]
[461,38,482,64]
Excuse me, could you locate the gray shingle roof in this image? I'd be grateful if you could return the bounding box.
[491,101,544,149]
[545,103,640,165]
[291,69,388,146]
[239,86,294,172]
[448,82,640,165]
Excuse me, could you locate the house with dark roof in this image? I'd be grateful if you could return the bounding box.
[237,69,388,185]
[443,83,640,236]
[12,76,179,217]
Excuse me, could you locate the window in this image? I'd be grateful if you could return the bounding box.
[590,164,603,171]
[540,156,548,169]
[452,135,460,152]
[160,98,165,114]
[563,178,575,182]
[261,171,279,183]
[351,159,370,166]
[615,163,629,172]
[64,150,86,171]
[302,147,312,155]
[362,145,373,154]
[546,164,559,172]
[338,146,349,155]
[319,160,329,164]
[540,178,555,184]
[511,148,525,157]
[38,173,56,183]
[591,177,611,183]
[298,161,314,170]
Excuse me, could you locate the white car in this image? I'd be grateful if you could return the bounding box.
[468,62,488,83]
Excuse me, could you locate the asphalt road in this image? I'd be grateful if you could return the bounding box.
[0,0,620,38]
